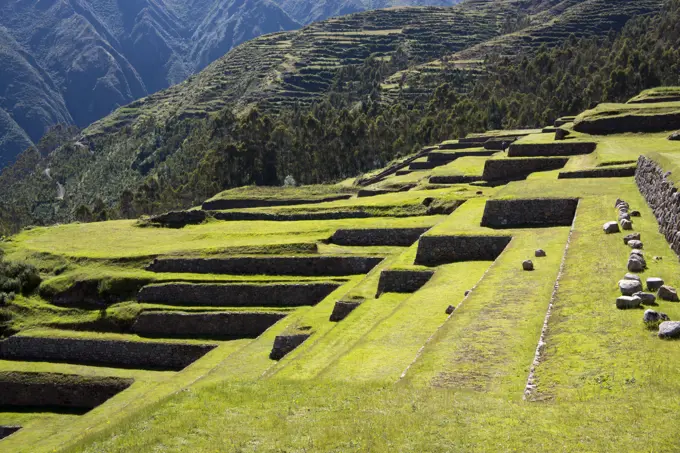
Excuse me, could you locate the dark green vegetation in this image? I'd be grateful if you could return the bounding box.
[0,0,669,236]
[0,0,469,167]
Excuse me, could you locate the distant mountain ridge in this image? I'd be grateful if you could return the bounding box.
[0,0,461,167]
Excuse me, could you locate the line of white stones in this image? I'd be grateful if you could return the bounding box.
[523,200,579,400]
[397,237,516,382]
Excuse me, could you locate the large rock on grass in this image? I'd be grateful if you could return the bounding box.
[620,219,633,230]
[617,295,642,309]
[603,221,620,234]
[623,233,640,245]
[628,240,643,249]
[669,131,680,141]
[644,309,669,325]
[624,273,641,282]
[522,260,534,271]
[658,285,679,302]
[619,279,642,296]
[633,292,656,305]
[658,321,680,338]
[627,256,645,272]
[647,278,664,291]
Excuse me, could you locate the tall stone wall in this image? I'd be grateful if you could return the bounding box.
[480,198,578,228]
[147,256,384,276]
[137,282,341,307]
[415,235,512,266]
[636,155,680,255]
[507,142,596,157]
[558,166,636,179]
[131,311,286,338]
[330,228,430,246]
[0,336,217,371]
[0,372,133,410]
[482,158,569,181]
[574,113,680,134]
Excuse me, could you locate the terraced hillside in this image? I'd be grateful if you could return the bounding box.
[382,0,662,103]
[3,89,680,451]
[84,0,566,137]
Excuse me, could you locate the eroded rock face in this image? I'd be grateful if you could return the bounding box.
[658,285,680,302]
[619,279,642,296]
[658,321,680,339]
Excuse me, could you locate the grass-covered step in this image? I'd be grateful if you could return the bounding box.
[0,334,217,371]
[201,185,356,210]
[146,256,384,276]
[415,235,512,266]
[136,282,342,307]
[0,426,20,440]
[482,157,569,181]
[507,142,597,157]
[627,87,680,104]
[376,268,435,296]
[131,311,286,339]
[330,227,430,246]
[427,149,495,163]
[437,140,487,150]
[0,372,133,412]
[573,102,680,134]
[558,165,637,179]
[480,198,578,228]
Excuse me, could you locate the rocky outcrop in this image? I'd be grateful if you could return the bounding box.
[0,336,217,371]
[270,334,310,360]
[481,198,578,228]
[137,282,340,307]
[131,311,286,339]
[508,142,596,157]
[636,156,680,255]
[330,228,430,246]
[415,235,512,266]
[147,256,384,276]
[482,158,569,181]
[0,371,133,411]
[376,269,435,296]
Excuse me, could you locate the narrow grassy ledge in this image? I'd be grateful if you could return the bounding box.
[402,226,570,394]
[202,185,357,210]
[558,165,637,179]
[627,87,680,104]
[532,193,680,401]
[574,101,680,134]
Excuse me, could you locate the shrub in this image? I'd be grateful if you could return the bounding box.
[0,259,41,296]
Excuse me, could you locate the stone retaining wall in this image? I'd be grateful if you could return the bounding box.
[409,161,437,170]
[147,256,384,276]
[330,228,429,246]
[481,198,578,228]
[329,301,362,322]
[574,112,680,134]
[636,155,680,255]
[482,158,569,181]
[0,372,133,410]
[558,166,636,179]
[376,269,435,296]
[202,195,353,211]
[428,175,482,184]
[415,235,512,266]
[212,211,376,221]
[0,336,217,371]
[131,311,286,338]
[427,150,496,163]
[270,334,310,360]
[137,282,341,307]
[508,142,596,157]
[0,426,20,440]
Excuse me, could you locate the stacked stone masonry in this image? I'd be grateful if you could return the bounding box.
[558,167,636,179]
[147,256,384,276]
[0,426,21,440]
[330,228,429,246]
[376,269,435,296]
[415,235,512,266]
[270,334,311,360]
[636,156,680,255]
[482,158,569,181]
[481,198,578,228]
[0,336,217,371]
[507,142,596,157]
[137,282,341,307]
[131,311,286,338]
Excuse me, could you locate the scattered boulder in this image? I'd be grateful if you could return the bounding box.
[669,130,680,141]
[620,219,633,230]
[535,249,547,257]
[617,295,642,309]
[522,260,534,271]
[603,221,620,234]
[627,256,646,272]
[644,309,669,326]
[658,285,680,302]
[445,305,455,315]
[624,273,641,282]
[616,202,630,210]
[658,321,680,339]
[614,198,624,207]
[647,278,665,292]
[619,279,643,296]
[633,292,656,305]
[619,212,631,222]
[628,240,643,249]
[465,290,471,296]
[631,210,641,217]
[623,233,641,245]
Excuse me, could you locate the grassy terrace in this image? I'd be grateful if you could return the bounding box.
[8,100,680,450]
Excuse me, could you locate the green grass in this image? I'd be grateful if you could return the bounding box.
[430,156,488,177]
[205,184,357,202]
[627,86,680,103]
